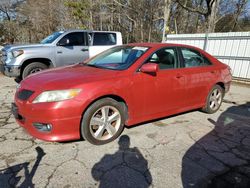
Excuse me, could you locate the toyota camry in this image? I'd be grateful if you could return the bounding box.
[12,43,232,145]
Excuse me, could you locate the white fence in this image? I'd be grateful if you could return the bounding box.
[165,32,250,81]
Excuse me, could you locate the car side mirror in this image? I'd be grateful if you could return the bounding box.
[140,63,159,74]
[57,38,70,46]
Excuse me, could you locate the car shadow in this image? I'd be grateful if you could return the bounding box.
[0,146,46,188]
[92,135,152,188]
[181,102,250,187]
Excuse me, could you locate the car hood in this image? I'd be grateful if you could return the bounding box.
[3,43,49,52]
[21,64,122,91]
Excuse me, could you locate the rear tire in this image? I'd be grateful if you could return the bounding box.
[81,98,125,145]
[22,62,48,79]
[202,85,224,114]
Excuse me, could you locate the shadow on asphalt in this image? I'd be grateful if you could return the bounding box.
[0,146,46,188]
[182,102,250,188]
[92,135,152,188]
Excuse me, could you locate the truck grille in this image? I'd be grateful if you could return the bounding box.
[0,50,6,64]
[17,89,34,101]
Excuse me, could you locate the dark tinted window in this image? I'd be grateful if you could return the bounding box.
[148,48,178,70]
[93,33,116,46]
[181,48,212,68]
[59,32,85,46]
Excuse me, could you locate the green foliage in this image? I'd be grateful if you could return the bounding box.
[64,0,91,27]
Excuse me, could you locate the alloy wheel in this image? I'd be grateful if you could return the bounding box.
[89,105,121,141]
[209,88,222,111]
[30,68,43,74]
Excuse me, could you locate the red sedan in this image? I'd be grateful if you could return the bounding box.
[13,43,232,145]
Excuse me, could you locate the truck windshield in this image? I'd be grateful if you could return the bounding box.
[40,31,64,44]
[85,46,149,70]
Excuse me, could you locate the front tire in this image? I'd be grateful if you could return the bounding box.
[81,98,125,145]
[22,62,48,79]
[202,85,224,114]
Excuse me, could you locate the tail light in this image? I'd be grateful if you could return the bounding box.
[227,65,232,75]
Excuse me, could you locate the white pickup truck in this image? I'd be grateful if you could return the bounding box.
[0,30,122,80]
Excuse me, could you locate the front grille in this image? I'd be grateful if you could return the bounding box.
[1,50,6,63]
[17,89,34,101]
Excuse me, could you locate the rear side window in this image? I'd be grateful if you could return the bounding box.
[181,48,212,68]
[93,33,117,46]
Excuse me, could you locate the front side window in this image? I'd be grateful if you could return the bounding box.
[93,33,117,46]
[85,46,149,70]
[148,48,178,70]
[58,32,85,46]
[181,48,212,68]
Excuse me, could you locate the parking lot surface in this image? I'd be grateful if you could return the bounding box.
[0,75,250,188]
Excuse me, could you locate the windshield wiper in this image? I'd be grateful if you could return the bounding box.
[85,64,101,68]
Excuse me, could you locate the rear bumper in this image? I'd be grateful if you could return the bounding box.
[225,82,231,93]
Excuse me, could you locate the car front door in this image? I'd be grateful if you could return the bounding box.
[56,32,89,66]
[132,47,187,119]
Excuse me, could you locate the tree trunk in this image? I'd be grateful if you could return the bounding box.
[207,0,220,33]
[162,0,171,42]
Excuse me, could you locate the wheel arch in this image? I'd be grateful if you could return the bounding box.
[215,82,225,91]
[81,94,129,123]
[20,58,54,77]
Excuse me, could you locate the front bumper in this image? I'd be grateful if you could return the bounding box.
[13,97,85,142]
[0,64,21,77]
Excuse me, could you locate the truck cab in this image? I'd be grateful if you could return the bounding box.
[0,30,122,80]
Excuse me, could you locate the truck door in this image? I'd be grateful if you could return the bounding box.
[56,32,89,66]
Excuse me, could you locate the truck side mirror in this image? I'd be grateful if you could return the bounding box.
[57,38,70,46]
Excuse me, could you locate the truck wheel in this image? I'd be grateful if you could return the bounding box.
[22,62,48,79]
[81,98,125,145]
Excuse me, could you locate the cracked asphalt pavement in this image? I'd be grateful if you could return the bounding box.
[0,75,250,188]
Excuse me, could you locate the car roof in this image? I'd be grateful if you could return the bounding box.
[60,29,120,34]
[127,43,203,51]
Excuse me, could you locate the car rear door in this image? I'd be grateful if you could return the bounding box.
[132,47,187,118]
[56,32,89,66]
[178,47,216,108]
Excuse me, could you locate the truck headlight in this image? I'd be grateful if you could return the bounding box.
[7,51,13,59]
[33,89,81,103]
[6,50,24,60]
[12,50,24,58]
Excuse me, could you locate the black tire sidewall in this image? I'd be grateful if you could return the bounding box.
[81,98,125,145]
[22,62,48,79]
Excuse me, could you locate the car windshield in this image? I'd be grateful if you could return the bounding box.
[85,46,149,70]
[40,31,64,44]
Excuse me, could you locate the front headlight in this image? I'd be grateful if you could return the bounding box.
[33,89,81,103]
[7,51,13,59]
[12,50,24,58]
[6,50,24,59]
